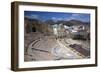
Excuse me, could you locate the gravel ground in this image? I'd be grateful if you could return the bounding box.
[24,32,86,61]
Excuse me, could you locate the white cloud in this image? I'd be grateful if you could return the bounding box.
[71,14,80,17]
[66,14,81,21]
[31,15,39,19]
[25,14,39,19]
[70,14,80,19]
[51,17,64,21]
[52,17,57,20]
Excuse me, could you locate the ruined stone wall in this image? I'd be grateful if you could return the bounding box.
[24,18,53,36]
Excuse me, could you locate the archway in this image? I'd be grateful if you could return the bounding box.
[32,27,36,32]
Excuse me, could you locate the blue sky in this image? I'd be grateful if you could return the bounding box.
[24,11,90,22]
